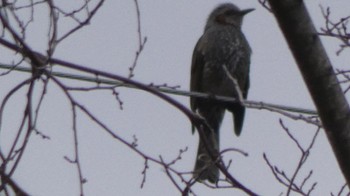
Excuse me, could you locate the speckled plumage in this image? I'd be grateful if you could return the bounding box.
[191,3,253,183]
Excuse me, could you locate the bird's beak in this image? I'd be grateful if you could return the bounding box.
[240,8,255,16]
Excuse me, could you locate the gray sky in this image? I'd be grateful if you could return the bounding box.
[1,0,350,195]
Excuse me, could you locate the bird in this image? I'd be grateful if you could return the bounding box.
[190,3,253,183]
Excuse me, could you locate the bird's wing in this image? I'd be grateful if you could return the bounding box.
[190,36,205,112]
[190,36,207,134]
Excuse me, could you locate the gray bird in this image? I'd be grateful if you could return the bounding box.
[190,3,253,183]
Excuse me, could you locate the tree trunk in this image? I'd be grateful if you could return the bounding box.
[268,0,350,185]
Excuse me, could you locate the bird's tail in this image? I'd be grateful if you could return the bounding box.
[193,129,219,183]
[193,107,223,183]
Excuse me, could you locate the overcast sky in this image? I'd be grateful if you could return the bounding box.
[1,1,350,195]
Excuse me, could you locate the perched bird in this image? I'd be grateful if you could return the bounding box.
[190,3,253,183]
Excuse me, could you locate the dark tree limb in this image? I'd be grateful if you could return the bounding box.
[267,0,350,185]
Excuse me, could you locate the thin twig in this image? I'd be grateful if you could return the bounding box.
[0,62,318,116]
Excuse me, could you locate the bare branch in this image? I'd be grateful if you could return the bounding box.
[319,6,350,55]
[128,0,147,79]
[264,121,320,195]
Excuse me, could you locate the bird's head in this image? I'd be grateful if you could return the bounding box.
[205,3,254,29]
